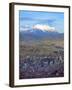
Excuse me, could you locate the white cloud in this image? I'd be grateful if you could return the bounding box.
[20,25,30,31]
[20,24,57,33]
[32,24,56,32]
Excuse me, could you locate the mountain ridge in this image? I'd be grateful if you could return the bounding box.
[19,29,64,41]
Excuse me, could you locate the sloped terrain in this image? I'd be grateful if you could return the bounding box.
[19,38,64,79]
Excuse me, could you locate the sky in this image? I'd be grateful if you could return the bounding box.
[19,10,64,33]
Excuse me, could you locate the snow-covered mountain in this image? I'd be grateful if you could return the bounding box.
[19,28,64,41]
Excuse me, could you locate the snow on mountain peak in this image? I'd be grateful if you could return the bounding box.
[32,24,56,32]
[20,24,58,33]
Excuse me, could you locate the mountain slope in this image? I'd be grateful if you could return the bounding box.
[19,29,64,41]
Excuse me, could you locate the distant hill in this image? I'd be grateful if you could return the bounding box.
[19,29,64,41]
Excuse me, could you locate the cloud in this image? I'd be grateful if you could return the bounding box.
[32,24,56,32]
[20,17,56,24]
[20,24,57,33]
[20,25,30,31]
